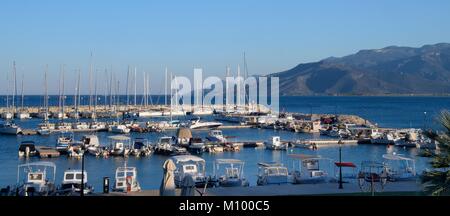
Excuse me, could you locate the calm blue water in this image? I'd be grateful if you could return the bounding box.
[1,96,449,191]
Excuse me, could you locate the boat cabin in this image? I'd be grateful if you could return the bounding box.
[257,162,290,185]
[171,155,208,187]
[114,166,141,192]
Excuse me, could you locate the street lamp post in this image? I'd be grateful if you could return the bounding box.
[423,111,427,130]
[80,151,85,197]
[338,139,343,189]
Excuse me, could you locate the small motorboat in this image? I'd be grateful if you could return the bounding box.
[16,162,57,196]
[206,129,227,143]
[113,165,141,192]
[0,121,22,135]
[256,162,290,186]
[188,137,206,154]
[59,169,93,195]
[108,135,131,157]
[171,155,212,188]
[264,136,288,150]
[131,138,152,157]
[176,127,193,147]
[82,134,102,156]
[67,141,84,158]
[382,153,416,181]
[213,159,249,187]
[109,124,131,134]
[56,131,74,153]
[288,154,335,184]
[189,117,222,129]
[18,141,37,157]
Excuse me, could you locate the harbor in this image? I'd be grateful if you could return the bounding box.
[0,95,443,196]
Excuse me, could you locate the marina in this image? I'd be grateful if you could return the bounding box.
[0,96,445,196]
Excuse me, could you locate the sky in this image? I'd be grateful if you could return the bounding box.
[1,0,450,94]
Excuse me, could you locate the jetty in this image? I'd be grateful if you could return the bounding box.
[294,139,359,148]
[95,179,422,196]
[35,146,60,158]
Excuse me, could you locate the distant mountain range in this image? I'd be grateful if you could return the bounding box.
[269,43,450,95]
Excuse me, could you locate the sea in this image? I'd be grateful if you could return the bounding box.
[0,96,449,191]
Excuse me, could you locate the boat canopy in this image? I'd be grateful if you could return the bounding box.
[171,155,205,163]
[176,127,192,139]
[19,143,36,151]
[288,154,321,160]
[382,153,414,161]
[108,135,131,141]
[215,159,244,164]
[18,161,56,168]
[334,162,357,168]
[257,162,284,167]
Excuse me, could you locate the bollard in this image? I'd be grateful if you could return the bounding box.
[103,177,110,194]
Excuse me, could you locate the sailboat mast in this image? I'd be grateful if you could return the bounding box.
[5,70,9,113]
[76,69,81,121]
[58,66,62,116]
[109,70,113,110]
[104,68,108,109]
[44,65,49,121]
[164,67,168,106]
[89,52,93,110]
[93,69,98,121]
[126,66,130,110]
[134,67,137,107]
[21,73,24,111]
[61,65,65,121]
[12,61,17,113]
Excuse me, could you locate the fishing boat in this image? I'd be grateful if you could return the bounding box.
[382,153,416,181]
[370,132,397,145]
[256,162,290,185]
[67,141,84,158]
[37,121,54,135]
[0,121,22,135]
[109,124,131,134]
[131,138,152,157]
[55,122,72,130]
[188,137,206,154]
[113,165,141,192]
[90,121,107,130]
[59,170,93,195]
[18,141,37,157]
[213,159,249,187]
[1,112,13,120]
[56,131,73,153]
[171,155,211,188]
[16,111,30,119]
[288,154,335,184]
[16,162,57,196]
[72,121,89,130]
[81,134,101,155]
[264,136,288,150]
[206,129,227,143]
[189,117,222,129]
[176,127,193,147]
[357,161,389,191]
[108,135,131,157]
[154,136,187,155]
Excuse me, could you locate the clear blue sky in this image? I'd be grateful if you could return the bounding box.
[1,0,450,94]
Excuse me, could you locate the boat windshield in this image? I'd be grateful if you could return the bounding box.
[28,172,44,181]
[226,167,239,178]
[117,171,135,178]
[267,167,288,176]
[183,165,198,174]
[160,138,171,144]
